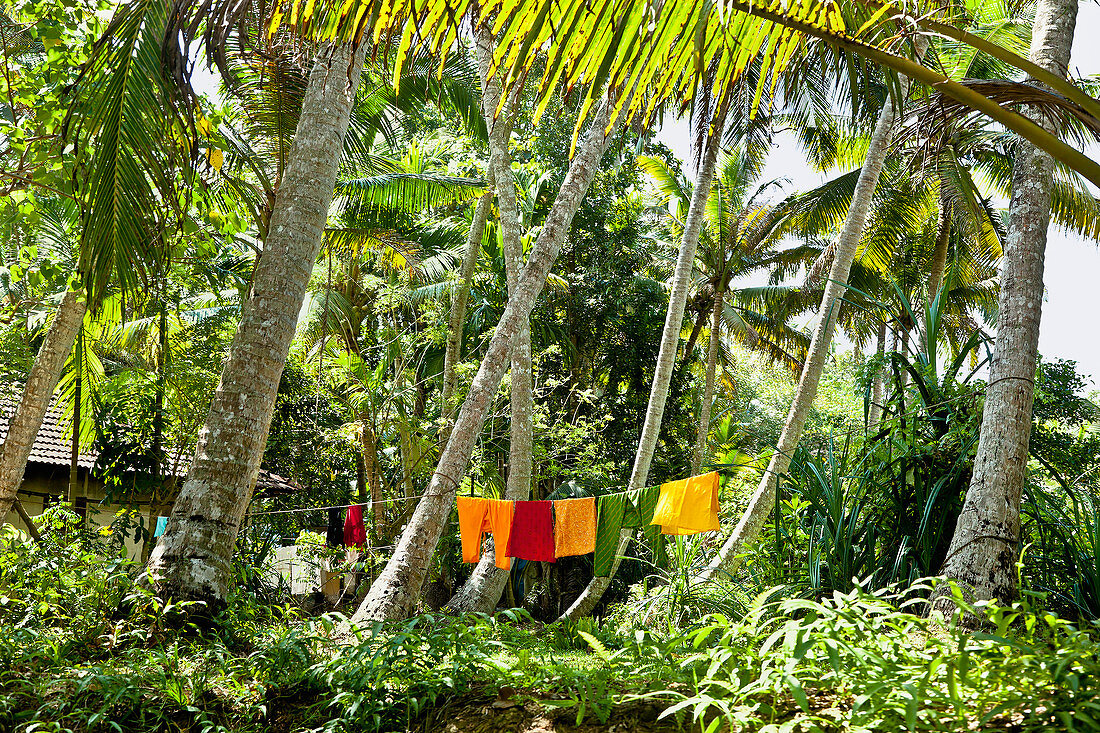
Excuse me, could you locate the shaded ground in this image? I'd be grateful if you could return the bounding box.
[422,688,680,733]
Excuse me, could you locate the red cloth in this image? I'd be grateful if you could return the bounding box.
[505,501,556,562]
[344,504,366,548]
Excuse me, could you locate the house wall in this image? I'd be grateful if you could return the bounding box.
[4,466,166,560]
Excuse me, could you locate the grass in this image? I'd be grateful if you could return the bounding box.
[4,517,1100,732]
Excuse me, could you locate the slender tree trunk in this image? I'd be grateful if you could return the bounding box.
[153,298,167,476]
[923,190,951,356]
[559,105,726,621]
[351,94,617,624]
[933,0,1075,614]
[0,288,86,523]
[67,330,82,510]
[11,498,42,542]
[868,319,887,432]
[447,25,532,613]
[926,189,951,299]
[681,306,707,363]
[361,424,381,543]
[691,294,723,474]
[145,43,369,605]
[440,190,492,446]
[698,38,928,583]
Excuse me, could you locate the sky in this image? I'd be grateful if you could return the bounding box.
[654,3,1100,385]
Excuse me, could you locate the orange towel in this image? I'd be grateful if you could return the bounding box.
[487,499,515,569]
[456,496,515,570]
[651,471,720,535]
[553,497,596,557]
[457,497,489,564]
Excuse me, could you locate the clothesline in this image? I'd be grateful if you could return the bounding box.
[246,381,994,520]
[245,473,717,519]
[247,493,429,516]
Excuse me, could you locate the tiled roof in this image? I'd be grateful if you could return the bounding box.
[0,400,97,470]
[0,399,301,494]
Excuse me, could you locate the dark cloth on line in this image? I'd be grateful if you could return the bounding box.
[506,501,556,563]
[326,507,344,548]
[344,504,366,548]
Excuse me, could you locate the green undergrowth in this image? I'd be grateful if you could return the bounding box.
[4,523,1100,731]
[2,585,1100,731]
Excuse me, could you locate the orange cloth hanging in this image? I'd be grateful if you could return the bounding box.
[650,471,720,535]
[486,499,515,569]
[457,496,514,570]
[553,497,596,557]
[457,497,488,564]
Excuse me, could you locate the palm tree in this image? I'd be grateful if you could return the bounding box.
[0,0,183,524]
[558,87,730,620]
[697,33,932,583]
[145,0,487,600]
[934,0,1078,613]
[145,35,378,601]
[444,24,535,614]
[636,150,816,472]
[440,191,493,443]
[351,83,621,622]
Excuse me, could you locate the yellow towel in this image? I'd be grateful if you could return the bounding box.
[651,471,720,535]
[553,497,596,557]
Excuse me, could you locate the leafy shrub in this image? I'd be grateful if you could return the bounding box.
[657,581,1100,731]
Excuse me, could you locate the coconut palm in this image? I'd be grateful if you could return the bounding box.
[636,150,818,472]
[934,0,1079,613]
[0,0,186,524]
[143,0,495,600]
[284,0,1100,188]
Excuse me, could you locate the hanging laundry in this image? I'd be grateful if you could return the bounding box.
[624,485,661,528]
[626,485,667,569]
[457,497,488,563]
[153,515,168,539]
[506,500,556,562]
[326,507,344,548]
[487,499,515,569]
[593,492,628,577]
[344,504,367,547]
[457,497,514,570]
[651,471,720,535]
[553,497,596,557]
[511,558,529,604]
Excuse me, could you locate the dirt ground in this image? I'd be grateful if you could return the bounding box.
[421,687,684,732]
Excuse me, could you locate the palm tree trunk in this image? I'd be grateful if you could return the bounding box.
[691,294,723,474]
[923,190,951,356]
[559,105,726,621]
[66,331,82,510]
[681,306,707,363]
[361,424,381,542]
[933,0,1075,613]
[447,25,532,613]
[926,189,951,298]
[0,288,86,523]
[698,38,928,583]
[145,42,369,605]
[351,94,617,623]
[868,319,887,432]
[440,190,492,446]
